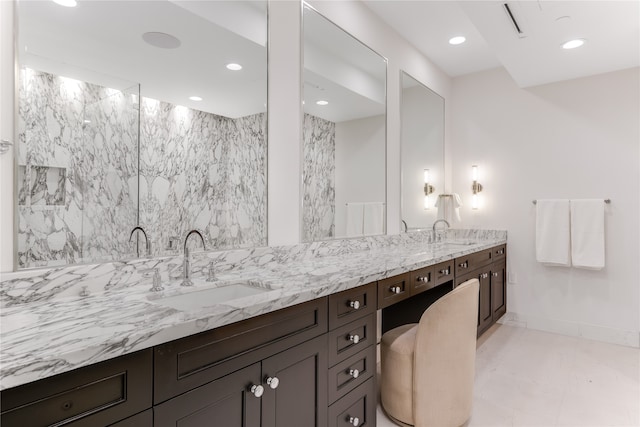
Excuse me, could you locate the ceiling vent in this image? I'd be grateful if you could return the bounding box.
[503,3,527,38]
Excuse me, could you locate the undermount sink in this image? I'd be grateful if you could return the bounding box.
[148,280,270,311]
[441,240,477,246]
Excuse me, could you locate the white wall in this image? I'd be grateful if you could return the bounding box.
[0,0,16,272]
[334,115,386,237]
[451,67,640,347]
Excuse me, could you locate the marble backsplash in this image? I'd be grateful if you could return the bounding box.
[0,229,507,308]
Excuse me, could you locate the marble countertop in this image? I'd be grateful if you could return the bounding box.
[0,233,506,391]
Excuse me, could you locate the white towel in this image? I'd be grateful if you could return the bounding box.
[536,199,571,266]
[346,203,364,237]
[363,203,384,236]
[435,193,462,223]
[570,199,605,269]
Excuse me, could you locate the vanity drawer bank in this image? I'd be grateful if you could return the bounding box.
[0,230,506,426]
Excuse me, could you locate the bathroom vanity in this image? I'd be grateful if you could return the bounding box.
[0,232,506,427]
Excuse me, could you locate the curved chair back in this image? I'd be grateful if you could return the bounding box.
[413,278,480,427]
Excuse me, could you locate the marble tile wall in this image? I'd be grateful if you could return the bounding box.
[18,68,267,268]
[139,100,267,256]
[17,69,138,268]
[303,113,336,241]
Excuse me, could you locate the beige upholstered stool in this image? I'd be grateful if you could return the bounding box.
[380,279,480,427]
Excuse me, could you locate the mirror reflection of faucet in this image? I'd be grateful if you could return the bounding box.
[129,226,151,257]
[401,220,408,233]
[182,230,206,287]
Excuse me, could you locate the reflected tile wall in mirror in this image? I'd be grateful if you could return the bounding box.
[302,4,387,242]
[17,69,139,268]
[400,72,445,231]
[140,100,267,256]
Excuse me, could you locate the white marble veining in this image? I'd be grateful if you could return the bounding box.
[17,69,139,268]
[303,113,336,241]
[0,229,506,390]
[139,99,267,257]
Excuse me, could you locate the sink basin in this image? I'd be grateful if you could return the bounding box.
[149,280,270,311]
[442,240,477,246]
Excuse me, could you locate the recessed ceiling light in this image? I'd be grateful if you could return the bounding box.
[449,36,466,45]
[562,39,585,49]
[316,100,329,106]
[52,0,77,7]
[189,96,202,101]
[226,63,243,71]
[142,32,181,49]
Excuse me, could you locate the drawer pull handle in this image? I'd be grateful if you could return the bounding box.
[439,268,449,275]
[493,272,499,278]
[349,300,361,310]
[497,249,504,255]
[390,286,402,294]
[250,384,264,398]
[480,273,489,279]
[348,334,361,344]
[417,276,429,283]
[266,376,279,389]
[348,416,360,426]
[459,261,468,268]
[349,368,360,379]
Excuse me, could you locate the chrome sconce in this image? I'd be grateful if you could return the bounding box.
[471,165,483,210]
[423,169,435,209]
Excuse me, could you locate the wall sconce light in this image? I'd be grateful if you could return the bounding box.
[424,169,435,209]
[471,165,483,210]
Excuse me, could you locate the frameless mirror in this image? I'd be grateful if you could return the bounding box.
[400,71,445,231]
[16,1,267,269]
[302,4,387,242]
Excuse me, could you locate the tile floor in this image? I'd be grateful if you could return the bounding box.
[376,324,640,427]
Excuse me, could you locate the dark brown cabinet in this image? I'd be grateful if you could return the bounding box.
[155,335,327,427]
[455,245,508,337]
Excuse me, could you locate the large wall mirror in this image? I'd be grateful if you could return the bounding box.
[400,71,444,231]
[16,0,267,269]
[301,4,387,242]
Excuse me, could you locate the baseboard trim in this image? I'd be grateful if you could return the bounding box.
[498,312,640,348]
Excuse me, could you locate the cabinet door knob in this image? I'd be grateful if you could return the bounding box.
[348,334,360,344]
[349,300,360,310]
[349,369,360,379]
[439,268,449,275]
[250,384,264,398]
[493,272,499,277]
[390,286,401,294]
[459,261,468,268]
[417,275,429,283]
[348,416,360,426]
[266,376,279,389]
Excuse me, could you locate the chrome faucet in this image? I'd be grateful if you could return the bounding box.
[432,219,450,240]
[182,229,206,287]
[129,226,150,257]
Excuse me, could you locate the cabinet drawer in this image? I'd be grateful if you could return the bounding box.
[455,248,493,275]
[377,273,411,309]
[492,244,506,261]
[328,344,375,404]
[409,266,434,296]
[328,314,376,366]
[154,297,328,403]
[328,378,376,427]
[433,260,454,286]
[329,282,377,330]
[0,349,152,427]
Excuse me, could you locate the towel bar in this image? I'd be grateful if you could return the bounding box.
[532,199,611,204]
